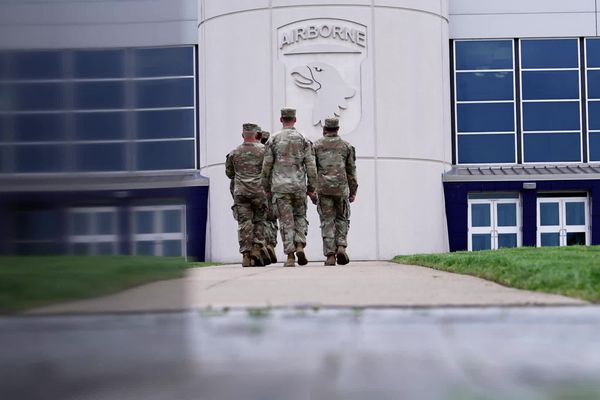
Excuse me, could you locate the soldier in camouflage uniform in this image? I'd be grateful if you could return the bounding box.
[263,108,317,267]
[225,123,270,267]
[258,129,279,264]
[313,117,358,266]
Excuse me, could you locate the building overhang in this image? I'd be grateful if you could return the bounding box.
[443,165,600,182]
[0,171,209,193]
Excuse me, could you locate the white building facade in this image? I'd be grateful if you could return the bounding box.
[1,0,599,260]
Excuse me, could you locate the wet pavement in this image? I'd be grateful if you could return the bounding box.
[2,306,600,400]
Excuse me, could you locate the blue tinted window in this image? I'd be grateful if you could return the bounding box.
[456,72,513,101]
[75,112,126,141]
[137,140,194,170]
[472,234,491,251]
[15,144,66,172]
[523,102,580,131]
[163,240,182,256]
[471,204,490,227]
[136,241,155,255]
[135,211,154,234]
[458,134,515,164]
[566,202,585,226]
[76,143,125,171]
[524,133,581,162]
[73,50,125,78]
[497,203,517,227]
[589,132,600,161]
[586,70,600,99]
[135,78,194,108]
[163,209,182,233]
[455,40,513,70]
[136,109,194,139]
[14,114,66,142]
[587,102,600,130]
[521,39,578,69]
[457,103,514,133]
[96,212,116,235]
[75,82,125,109]
[541,233,560,247]
[12,51,63,80]
[540,203,560,226]
[498,234,518,248]
[71,213,90,235]
[15,83,65,111]
[567,232,586,245]
[522,71,579,100]
[134,47,193,77]
[587,39,600,67]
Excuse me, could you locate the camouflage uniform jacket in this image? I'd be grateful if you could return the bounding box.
[313,134,358,197]
[225,142,266,196]
[262,127,317,194]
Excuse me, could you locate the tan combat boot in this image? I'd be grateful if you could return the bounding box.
[257,244,271,266]
[336,246,349,265]
[242,252,251,267]
[324,254,336,266]
[295,243,308,265]
[267,245,278,264]
[251,246,264,267]
[284,252,295,267]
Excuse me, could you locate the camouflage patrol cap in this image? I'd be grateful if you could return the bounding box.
[324,117,339,129]
[280,108,296,118]
[242,123,260,132]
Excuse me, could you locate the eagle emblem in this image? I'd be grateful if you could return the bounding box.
[291,62,355,126]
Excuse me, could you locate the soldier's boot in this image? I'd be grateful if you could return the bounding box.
[295,243,308,266]
[267,245,278,264]
[336,246,350,265]
[251,246,264,267]
[324,254,336,266]
[242,252,252,268]
[257,244,271,266]
[284,253,296,267]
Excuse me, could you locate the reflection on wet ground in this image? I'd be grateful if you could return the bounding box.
[2,306,600,400]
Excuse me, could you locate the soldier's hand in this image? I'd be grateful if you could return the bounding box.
[307,191,318,205]
[349,195,356,203]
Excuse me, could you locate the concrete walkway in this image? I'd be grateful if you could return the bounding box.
[30,261,584,314]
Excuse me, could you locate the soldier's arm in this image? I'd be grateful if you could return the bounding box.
[346,145,358,199]
[262,141,274,193]
[225,153,235,180]
[303,140,317,193]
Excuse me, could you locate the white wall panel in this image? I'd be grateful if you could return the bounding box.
[373,8,449,161]
[450,0,595,14]
[450,13,596,39]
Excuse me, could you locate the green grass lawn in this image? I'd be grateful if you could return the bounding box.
[0,256,215,313]
[393,246,600,302]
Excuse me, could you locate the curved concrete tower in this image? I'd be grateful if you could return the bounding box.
[198,0,451,262]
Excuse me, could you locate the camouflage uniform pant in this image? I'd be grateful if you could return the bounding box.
[233,194,266,254]
[264,201,279,248]
[317,195,350,256]
[272,192,307,254]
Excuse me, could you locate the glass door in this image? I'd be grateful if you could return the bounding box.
[468,198,521,251]
[537,197,589,247]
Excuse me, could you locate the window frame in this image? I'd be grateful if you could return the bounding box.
[519,38,583,165]
[453,39,518,166]
[467,197,522,251]
[536,196,590,247]
[67,206,119,255]
[131,205,187,257]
